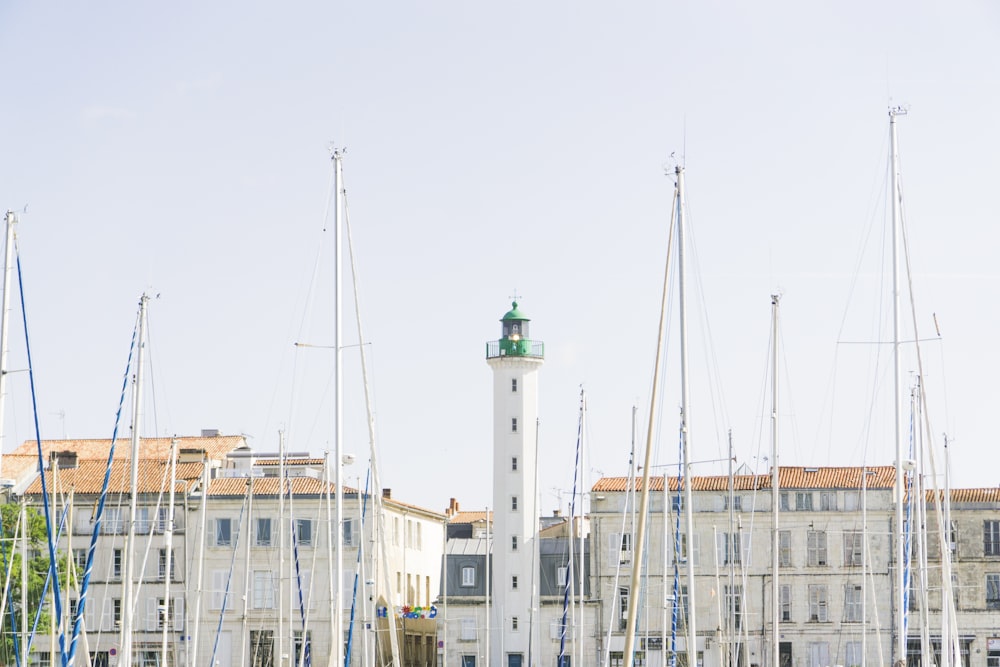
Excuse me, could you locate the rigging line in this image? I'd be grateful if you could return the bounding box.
[14,250,67,666]
[345,469,372,667]
[28,504,71,654]
[558,390,584,667]
[209,484,251,667]
[344,180,403,667]
[65,304,139,667]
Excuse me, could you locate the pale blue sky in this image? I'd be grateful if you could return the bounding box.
[1,2,998,513]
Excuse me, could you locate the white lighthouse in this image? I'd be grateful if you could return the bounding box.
[486,301,544,667]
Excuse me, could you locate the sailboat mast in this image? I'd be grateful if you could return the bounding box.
[334,147,346,667]
[770,295,780,667]
[889,107,906,667]
[161,438,179,666]
[0,211,16,482]
[121,294,148,666]
[675,165,698,666]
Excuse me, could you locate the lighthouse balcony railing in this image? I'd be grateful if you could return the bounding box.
[486,339,545,359]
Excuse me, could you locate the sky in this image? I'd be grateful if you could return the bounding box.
[0,2,998,515]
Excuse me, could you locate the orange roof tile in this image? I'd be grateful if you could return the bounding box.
[11,435,245,462]
[449,511,491,524]
[925,488,1000,503]
[206,476,348,497]
[23,460,204,495]
[592,465,898,493]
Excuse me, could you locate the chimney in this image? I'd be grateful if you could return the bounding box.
[201,429,221,437]
[552,509,561,517]
[382,488,392,499]
[446,497,460,517]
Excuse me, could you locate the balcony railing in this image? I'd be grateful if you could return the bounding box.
[486,339,545,359]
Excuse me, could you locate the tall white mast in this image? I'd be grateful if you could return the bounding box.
[161,438,179,666]
[190,449,209,667]
[334,147,346,667]
[121,294,149,666]
[676,166,698,667]
[0,211,16,482]
[889,107,907,667]
[770,295,780,667]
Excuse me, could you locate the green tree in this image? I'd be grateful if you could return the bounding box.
[0,501,68,666]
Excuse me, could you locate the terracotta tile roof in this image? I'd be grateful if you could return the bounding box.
[925,488,1000,503]
[23,460,204,495]
[254,458,326,466]
[449,511,491,524]
[1,455,41,482]
[592,465,898,493]
[11,435,246,462]
[206,476,348,497]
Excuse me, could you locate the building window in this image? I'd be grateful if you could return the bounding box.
[461,566,476,587]
[293,631,312,666]
[250,630,274,667]
[716,532,742,565]
[158,548,175,581]
[511,496,519,512]
[511,616,519,631]
[557,566,568,587]
[985,521,1000,556]
[671,495,684,512]
[808,642,830,667]
[619,533,633,564]
[844,492,860,511]
[845,642,862,667]
[255,518,272,547]
[558,657,571,667]
[104,508,124,535]
[511,575,518,590]
[820,492,837,511]
[156,506,170,533]
[724,494,742,512]
[155,597,168,630]
[112,598,122,628]
[296,518,313,546]
[135,507,151,534]
[779,492,790,511]
[610,653,646,667]
[511,379,518,393]
[512,535,518,552]
[343,518,356,547]
[780,584,791,621]
[843,530,863,567]
[808,584,828,622]
[986,574,1000,609]
[215,518,234,547]
[724,585,742,630]
[512,457,518,471]
[462,656,477,667]
[618,587,629,631]
[796,492,814,511]
[73,548,87,573]
[779,530,792,567]
[677,585,689,624]
[253,570,276,609]
[112,549,123,579]
[843,584,862,622]
[807,530,828,566]
[511,418,518,433]
[460,619,477,641]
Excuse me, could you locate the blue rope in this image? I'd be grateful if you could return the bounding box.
[28,504,70,653]
[65,305,138,667]
[344,470,371,667]
[289,475,313,667]
[669,423,684,667]
[210,489,250,667]
[15,251,67,667]
[209,488,250,665]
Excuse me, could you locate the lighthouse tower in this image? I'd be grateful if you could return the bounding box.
[486,301,544,667]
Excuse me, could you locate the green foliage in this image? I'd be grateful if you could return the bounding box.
[0,501,68,665]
